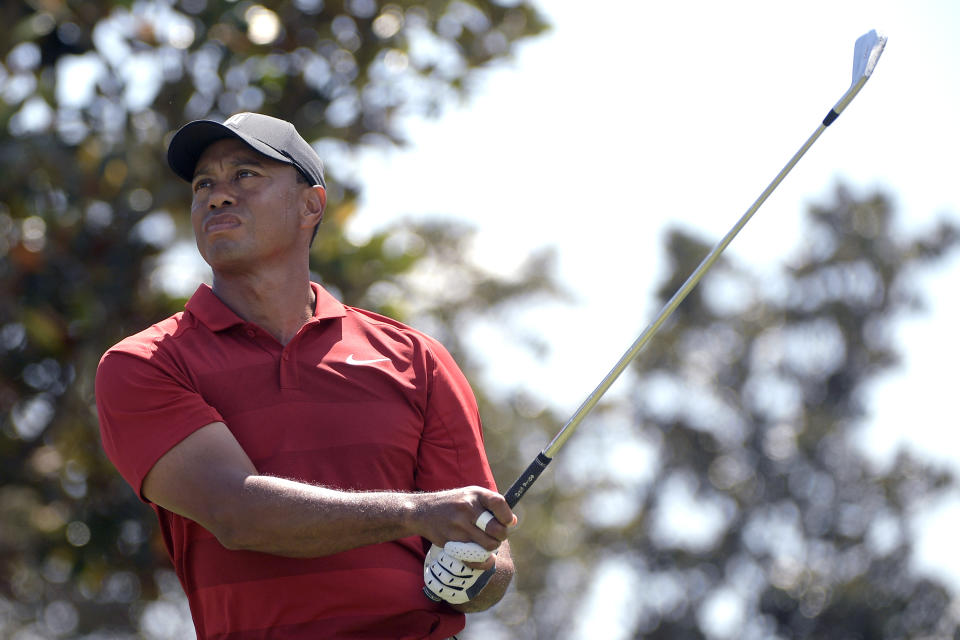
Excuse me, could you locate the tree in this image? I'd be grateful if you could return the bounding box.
[486,187,960,639]
[0,1,551,636]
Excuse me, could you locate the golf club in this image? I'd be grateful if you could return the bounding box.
[501,29,888,509]
[432,29,887,600]
[432,30,887,576]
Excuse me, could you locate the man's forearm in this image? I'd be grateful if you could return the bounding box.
[212,475,419,557]
[207,475,513,564]
[141,421,513,560]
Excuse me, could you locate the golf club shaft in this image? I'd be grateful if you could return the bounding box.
[502,79,867,510]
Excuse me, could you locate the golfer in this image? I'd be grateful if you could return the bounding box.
[95,112,515,639]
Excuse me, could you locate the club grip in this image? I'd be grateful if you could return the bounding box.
[503,452,552,508]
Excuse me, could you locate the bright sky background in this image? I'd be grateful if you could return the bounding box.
[343,1,960,635]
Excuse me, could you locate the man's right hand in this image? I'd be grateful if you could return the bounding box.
[406,486,516,554]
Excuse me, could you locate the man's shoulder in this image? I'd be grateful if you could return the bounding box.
[102,311,196,362]
[344,306,438,346]
[343,306,460,369]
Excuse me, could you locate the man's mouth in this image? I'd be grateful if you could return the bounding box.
[204,213,241,233]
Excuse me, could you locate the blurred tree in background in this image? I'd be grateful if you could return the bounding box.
[0,0,553,636]
[483,188,960,639]
[2,1,960,639]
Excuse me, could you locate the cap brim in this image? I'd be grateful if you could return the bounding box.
[166,120,295,182]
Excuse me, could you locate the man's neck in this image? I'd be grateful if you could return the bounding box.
[211,271,315,345]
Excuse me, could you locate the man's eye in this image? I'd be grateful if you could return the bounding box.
[193,180,211,192]
[237,169,256,178]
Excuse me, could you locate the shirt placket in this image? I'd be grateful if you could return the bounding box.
[279,342,299,389]
[239,323,300,390]
[279,322,321,390]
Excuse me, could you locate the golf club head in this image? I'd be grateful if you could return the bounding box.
[851,29,887,85]
[827,29,887,121]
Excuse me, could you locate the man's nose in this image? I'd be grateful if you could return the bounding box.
[207,182,235,209]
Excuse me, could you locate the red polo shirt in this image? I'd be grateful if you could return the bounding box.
[96,282,496,639]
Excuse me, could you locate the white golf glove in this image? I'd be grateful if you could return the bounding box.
[422,541,496,605]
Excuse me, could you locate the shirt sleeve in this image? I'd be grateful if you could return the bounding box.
[415,337,497,494]
[96,343,223,501]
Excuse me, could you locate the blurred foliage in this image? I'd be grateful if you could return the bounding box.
[0,0,551,636]
[478,188,960,639]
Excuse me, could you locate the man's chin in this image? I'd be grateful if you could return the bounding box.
[199,243,253,273]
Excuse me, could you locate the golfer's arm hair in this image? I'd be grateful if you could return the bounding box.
[142,421,423,557]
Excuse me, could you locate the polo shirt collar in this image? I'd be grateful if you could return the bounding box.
[310,281,348,321]
[185,282,346,332]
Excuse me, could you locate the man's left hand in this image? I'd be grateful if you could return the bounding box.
[422,541,496,604]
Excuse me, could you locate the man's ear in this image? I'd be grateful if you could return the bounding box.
[302,185,326,228]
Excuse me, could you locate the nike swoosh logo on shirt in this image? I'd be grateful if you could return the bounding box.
[345,354,391,366]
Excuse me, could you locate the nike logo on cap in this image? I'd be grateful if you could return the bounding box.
[346,354,390,366]
[225,113,249,127]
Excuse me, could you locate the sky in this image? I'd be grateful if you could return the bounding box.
[341,1,960,635]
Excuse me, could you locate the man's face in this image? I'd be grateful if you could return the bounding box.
[190,137,310,271]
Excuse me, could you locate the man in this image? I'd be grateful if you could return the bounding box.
[95,112,516,639]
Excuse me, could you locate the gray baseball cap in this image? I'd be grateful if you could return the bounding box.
[167,112,325,187]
